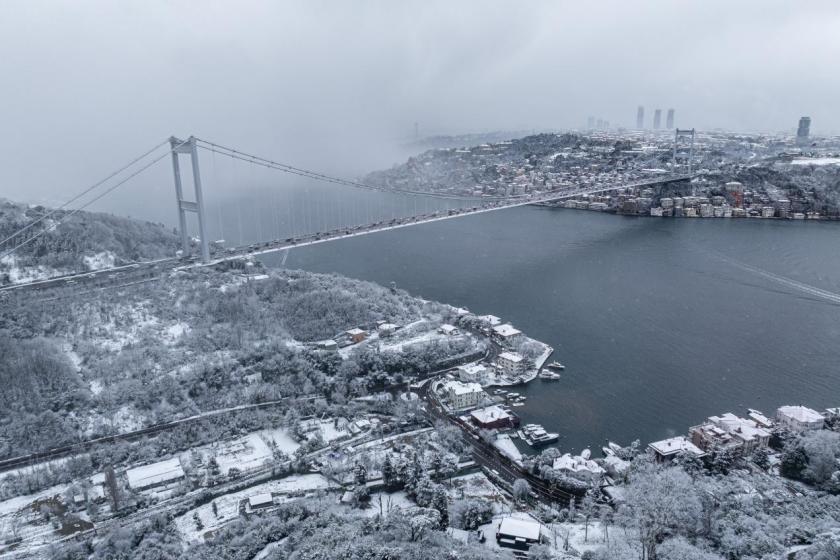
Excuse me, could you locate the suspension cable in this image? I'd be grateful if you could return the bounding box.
[0,139,188,262]
[0,138,170,249]
[193,138,510,201]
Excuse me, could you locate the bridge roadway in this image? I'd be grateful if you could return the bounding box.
[0,175,690,295]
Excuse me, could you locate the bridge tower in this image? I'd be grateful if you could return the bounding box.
[673,128,695,175]
[169,136,210,263]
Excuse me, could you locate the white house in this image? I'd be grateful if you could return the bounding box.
[552,452,606,481]
[377,323,399,337]
[496,515,541,551]
[445,381,485,410]
[457,363,488,384]
[648,436,705,463]
[248,493,274,511]
[776,405,824,432]
[438,324,460,336]
[497,351,525,377]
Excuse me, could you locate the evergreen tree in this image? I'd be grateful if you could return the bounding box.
[354,462,368,486]
[382,454,396,489]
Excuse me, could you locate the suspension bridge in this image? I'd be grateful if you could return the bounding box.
[0,135,691,294]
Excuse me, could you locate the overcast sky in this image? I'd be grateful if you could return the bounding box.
[1,0,838,217]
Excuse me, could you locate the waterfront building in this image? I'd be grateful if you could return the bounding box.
[445,381,485,410]
[761,207,775,218]
[492,324,523,344]
[648,436,705,463]
[470,404,519,430]
[776,405,824,432]
[689,413,770,457]
[552,452,606,481]
[497,351,526,377]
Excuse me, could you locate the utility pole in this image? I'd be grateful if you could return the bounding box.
[170,136,210,263]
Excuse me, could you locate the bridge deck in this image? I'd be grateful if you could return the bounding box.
[0,175,690,294]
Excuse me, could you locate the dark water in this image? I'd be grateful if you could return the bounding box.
[262,206,840,453]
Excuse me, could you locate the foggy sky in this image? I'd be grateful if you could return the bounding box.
[1,0,839,219]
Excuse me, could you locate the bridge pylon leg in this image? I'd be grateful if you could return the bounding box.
[170,136,210,263]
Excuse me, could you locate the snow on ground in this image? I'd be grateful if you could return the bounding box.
[478,511,542,552]
[493,434,523,464]
[111,405,145,432]
[362,490,414,517]
[253,538,288,560]
[174,474,329,543]
[0,483,70,518]
[449,472,507,503]
[545,520,608,555]
[89,379,103,395]
[82,251,116,271]
[259,428,301,456]
[63,344,83,372]
[318,419,350,442]
[0,254,64,284]
[213,433,273,476]
[163,322,190,345]
[792,157,840,166]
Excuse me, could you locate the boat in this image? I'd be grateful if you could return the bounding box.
[539,371,561,380]
[547,361,566,370]
[520,424,560,446]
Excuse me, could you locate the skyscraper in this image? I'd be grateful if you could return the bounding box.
[653,109,662,130]
[797,117,811,145]
[666,109,675,129]
[636,106,645,129]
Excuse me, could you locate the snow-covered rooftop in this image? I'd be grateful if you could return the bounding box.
[446,381,484,395]
[497,516,541,541]
[460,363,487,374]
[248,493,273,508]
[648,436,705,458]
[479,314,502,326]
[777,405,824,424]
[126,457,185,489]
[470,405,512,424]
[553,453,605,476]
[493,324,522,338]
[498,351,523,363]
[708,413,771,442]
